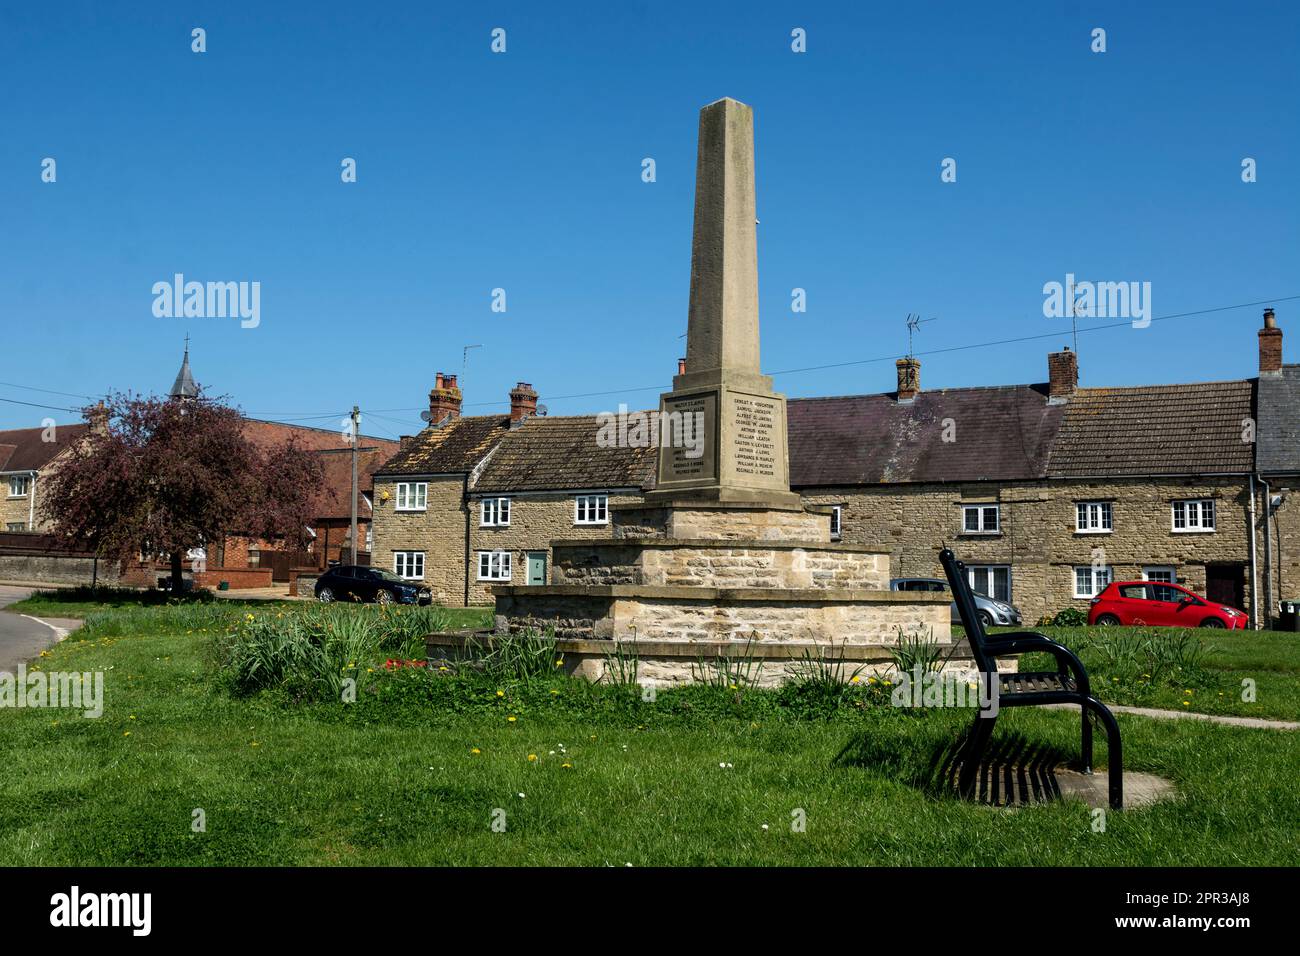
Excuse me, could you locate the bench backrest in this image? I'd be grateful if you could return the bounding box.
[939,547,995,675]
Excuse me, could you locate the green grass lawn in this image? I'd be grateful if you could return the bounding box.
[0,600,1297,866]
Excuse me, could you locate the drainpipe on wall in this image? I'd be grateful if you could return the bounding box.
[463,474,472,608]
[29,472,37,528]
[1248,475,1260,630]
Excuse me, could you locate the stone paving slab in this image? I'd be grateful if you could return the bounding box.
[1045,701,1298,731]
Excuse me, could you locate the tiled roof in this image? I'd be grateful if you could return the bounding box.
[1257,365,1300,475]
[0,424,90,473]
[1047,380,1255,477]
[312,446,393,520]
[473,414,657,493]
[241,419,395,455]
[376,415,511,477]
[787,385,1063,486]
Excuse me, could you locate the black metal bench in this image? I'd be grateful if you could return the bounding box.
[940,547,1124,810]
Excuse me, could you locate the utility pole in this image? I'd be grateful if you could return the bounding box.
[349,405,359,566]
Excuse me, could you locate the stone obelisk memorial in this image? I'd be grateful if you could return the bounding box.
[480,98,950,685]
[648,97,800,511]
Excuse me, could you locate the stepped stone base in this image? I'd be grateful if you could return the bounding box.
[493,584,950,645]
[489,498,951,685]
[550,537,890,590]
[610,501,832,542]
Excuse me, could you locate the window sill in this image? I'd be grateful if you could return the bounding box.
[1171,529,1215,534]
[958,532,1001,537]
[394,508,427,513]
[1074,529,1113,535]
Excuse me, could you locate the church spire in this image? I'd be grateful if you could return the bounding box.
[170,336,198,399]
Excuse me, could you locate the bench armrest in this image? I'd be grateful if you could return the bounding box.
[981,631,1091,695]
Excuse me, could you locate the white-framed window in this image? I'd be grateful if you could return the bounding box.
[6,522,27,532]
[574,494,609,525]
[7,476,30,498]
[1172,498,1215,532]
[1075,501,1113,533]
[829,505,843,539]
[967,564,1011,602]
[393,551,425,580]
[962,504,1000,534]
[477,550,512,581]
[395,482,427,512]
[480,497,511,527]
[1142,565,1176,584]
[1074,565,1113,599]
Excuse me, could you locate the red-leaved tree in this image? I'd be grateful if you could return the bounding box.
[40,391,326,592]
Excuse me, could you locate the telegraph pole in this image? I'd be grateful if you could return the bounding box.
[349,405,359,566]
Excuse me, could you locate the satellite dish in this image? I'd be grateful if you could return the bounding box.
[420,410,432,422]
[537,404,548,417]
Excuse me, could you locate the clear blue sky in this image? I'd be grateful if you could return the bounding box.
[2,0,1297,438]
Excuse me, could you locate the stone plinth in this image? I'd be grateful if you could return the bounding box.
[610,502,832,542]
[493,584,950,645]
[550,537,889,590]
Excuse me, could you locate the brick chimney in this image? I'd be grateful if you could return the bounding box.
[1260,308,1283,374]
[895,358,920,402]
[85,401,110,436]
[1048,347,1078,403]
[509,382,538,422]
[427,372,462,423]
[399,435,414,451]
[677,357,687,375]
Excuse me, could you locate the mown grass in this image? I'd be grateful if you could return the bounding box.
[0,607,1296,866]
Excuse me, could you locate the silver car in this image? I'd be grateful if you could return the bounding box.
[889,577,1023,629]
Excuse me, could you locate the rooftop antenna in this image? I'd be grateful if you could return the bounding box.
[463,343,482,373]
[1069,290,1087,356]
[905,313,937,359]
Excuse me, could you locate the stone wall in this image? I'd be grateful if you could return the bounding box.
[370,475,468,606]
[0,553,121,585]
[466,491,644,605]
[552,540,889,590]
[0,477,38,531]
[801,475,1255,623]
[1265,479,1300,622]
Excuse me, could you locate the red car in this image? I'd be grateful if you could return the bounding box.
[1088,581,1247,629]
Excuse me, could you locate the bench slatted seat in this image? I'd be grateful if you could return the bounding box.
[941,547,1124,810]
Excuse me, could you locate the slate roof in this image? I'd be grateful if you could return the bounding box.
[473,414,657,493]
[1047,380,1255,477]
[375,415,511,477]
[0,424,90,473]
[787,385,1063,486]
[170,348,199,398]
[1256,365,1300,475]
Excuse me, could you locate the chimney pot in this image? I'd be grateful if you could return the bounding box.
[427,371,463,423]
[1048,347,1078,403]
[895,358,920,402]
[677,357,687,376]
[1259,308,1283,373]
[510,382,538,422]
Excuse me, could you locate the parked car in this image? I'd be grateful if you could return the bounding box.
[314,566,432,606]
[889,577,1023,629]
[1088,581,1246,629]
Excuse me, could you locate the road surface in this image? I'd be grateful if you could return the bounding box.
[0,586,81,675]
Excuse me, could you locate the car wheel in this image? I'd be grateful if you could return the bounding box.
[977,610,994,630]
[1200,617,1226,629]
[1095,614,1120,626]
[317,587,334,603]
[376,589,393,606]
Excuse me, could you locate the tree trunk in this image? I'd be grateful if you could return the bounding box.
[170,550,185,594]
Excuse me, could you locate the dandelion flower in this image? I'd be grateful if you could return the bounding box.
[123,731,131,737]
[527,754,537,762]
[562,762,573,769]
[507,716,517,723]
[471,748,481,755]
[496,690,505,698]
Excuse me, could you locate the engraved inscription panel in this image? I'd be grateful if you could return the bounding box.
[727,392,780,481]
[658,392,717,485]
